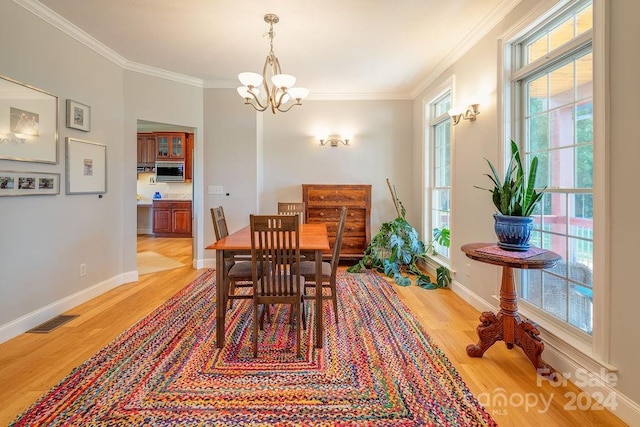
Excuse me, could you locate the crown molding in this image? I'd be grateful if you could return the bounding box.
[410,0,523,98]
[13,0,203,88]
[125,62,203,88]
[307,93,413,101]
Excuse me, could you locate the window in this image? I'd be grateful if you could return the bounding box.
[426,92,451,259]
[510,1,594,335]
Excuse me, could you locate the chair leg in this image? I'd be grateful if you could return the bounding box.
[301,298,307,330]
[253,301,259,358]
[227,280,236,310]
[330,279,339,324]
[295,301,301,358]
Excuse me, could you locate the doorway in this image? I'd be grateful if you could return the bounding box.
[136,119,195,265]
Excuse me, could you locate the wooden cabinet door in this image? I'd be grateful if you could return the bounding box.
[142,135,156,164]
[172,208,192,235]
[137,135,144,163]
[155,133,185,160]
[184,133,194,182]
[152,207,172,233]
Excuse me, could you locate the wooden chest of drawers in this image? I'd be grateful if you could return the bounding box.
[302,184,371,260]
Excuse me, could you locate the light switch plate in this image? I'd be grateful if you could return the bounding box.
[208,185,224,195]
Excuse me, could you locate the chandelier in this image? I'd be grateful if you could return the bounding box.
[237,14,309,114]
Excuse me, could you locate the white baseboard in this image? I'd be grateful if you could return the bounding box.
[196,257,216,270]
[0,271,137,344]
[450,278,640,426]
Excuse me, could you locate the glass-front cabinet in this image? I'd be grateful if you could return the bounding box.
[155,133,184,160]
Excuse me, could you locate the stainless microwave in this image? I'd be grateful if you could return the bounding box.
[155,161,185,182]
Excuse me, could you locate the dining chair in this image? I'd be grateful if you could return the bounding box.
[250,214,306,358]
[293,206,348,324]
[277,202,306,224]
[211,206,254,310]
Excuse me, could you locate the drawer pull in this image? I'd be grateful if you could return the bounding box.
[319,196,325,200]
[319,212,324,217]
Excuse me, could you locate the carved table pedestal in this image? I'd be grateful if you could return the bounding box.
[461,243,561,374]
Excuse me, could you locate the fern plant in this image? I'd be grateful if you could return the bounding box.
[346,179,451,289]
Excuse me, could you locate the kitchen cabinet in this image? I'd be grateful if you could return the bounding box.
[302,184,371,260]
[137,133,156,168]
[185,133,194,182]
[152,200,192,237]
[155,132,185,160]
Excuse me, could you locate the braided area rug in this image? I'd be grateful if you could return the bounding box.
[11,270,496,426]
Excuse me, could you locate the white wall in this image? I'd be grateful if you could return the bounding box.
[200,94,414,256]
[606,0,640,414]
[0,0,125,330]
[262,100,413,231]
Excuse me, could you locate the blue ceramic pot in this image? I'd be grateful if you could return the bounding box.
[493,214,534,251]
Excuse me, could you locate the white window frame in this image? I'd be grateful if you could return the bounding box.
[498,0,611,370]
[422,77,454,267]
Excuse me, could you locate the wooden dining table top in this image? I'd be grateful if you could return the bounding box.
[206,223,330,252]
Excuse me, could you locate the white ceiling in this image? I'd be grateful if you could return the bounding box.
[32,0,519,99]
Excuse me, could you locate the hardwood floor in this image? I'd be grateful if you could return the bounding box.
[0,237,626,426]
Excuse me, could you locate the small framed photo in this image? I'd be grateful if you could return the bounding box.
[66,99,91,132]
[66,137,106,194]
[0,170,60,196]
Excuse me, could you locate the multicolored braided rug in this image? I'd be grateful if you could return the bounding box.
[11,270,497,426]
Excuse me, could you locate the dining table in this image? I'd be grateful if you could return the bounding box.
[206,222,331,349]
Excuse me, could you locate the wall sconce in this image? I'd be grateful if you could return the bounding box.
[448,104,480,125]
[319,135,350,147]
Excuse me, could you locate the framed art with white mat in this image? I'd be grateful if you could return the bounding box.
[66,137,106,194]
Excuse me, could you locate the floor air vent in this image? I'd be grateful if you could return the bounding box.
[27,315,79,333]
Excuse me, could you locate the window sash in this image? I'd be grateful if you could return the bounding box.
[511,2,594,336]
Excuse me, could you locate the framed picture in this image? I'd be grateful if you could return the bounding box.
[0,170,60,196]
[66,99,91,132]
[0,75,59,164]
[66,137,106,194]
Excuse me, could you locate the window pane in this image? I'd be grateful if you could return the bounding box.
[549,107,575,150]
[435,98,451,116]
[527,35,548,64]
[576,144,593,188]
[549,19,575,51]
[431,190,450,258]
[528,75,548,113]
[576,5,593,35]
[525,4,592,66]
[577,53,593,101]
[549,62,575,109]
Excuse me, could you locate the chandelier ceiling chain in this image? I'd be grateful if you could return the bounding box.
[237,14,309,114]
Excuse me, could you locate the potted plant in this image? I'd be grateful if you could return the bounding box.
[347,179,451,289]
[476,140,546,251]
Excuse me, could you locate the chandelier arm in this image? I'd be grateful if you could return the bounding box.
[276,100,303,113]
[244,87,268,111]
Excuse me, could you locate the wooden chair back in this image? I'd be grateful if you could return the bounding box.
[330,207,349,274]
[211,206,229,240]
[250,215,302,297]
[277,202,305,224]
[250,214,305,357]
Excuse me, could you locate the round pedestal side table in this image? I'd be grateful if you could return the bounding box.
[461,242,562,374]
